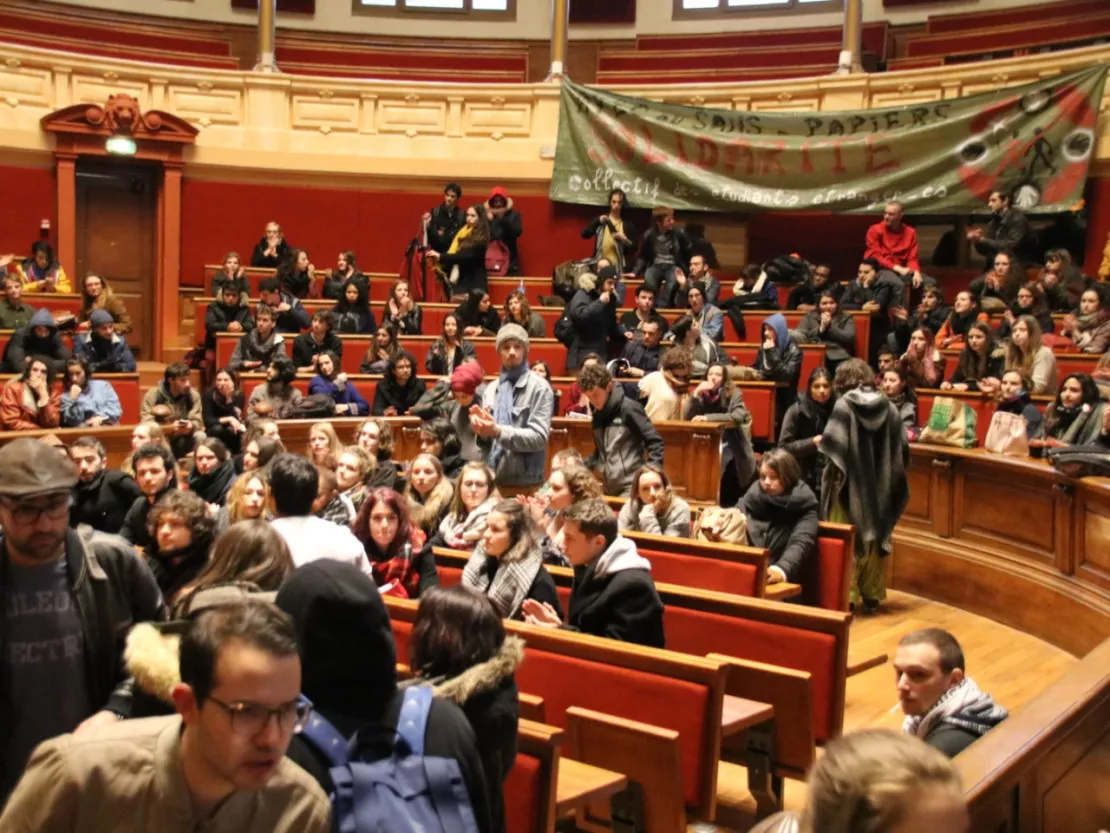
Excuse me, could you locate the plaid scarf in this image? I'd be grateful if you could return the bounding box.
[462,537,545,619]
[370,527,427,598]
[903,676,1008,741]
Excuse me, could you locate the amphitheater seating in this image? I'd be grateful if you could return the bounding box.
[0,373,140,424]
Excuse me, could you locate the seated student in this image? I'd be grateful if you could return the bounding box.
[122,421,170,478]
[210,251,250,303]
[203,283,254,349]
[308,350,369,417]
[427,203,492,297]
[638,345,692,421]
[78,273,132,335]
[632,207,692,307]
[276,248,315,299]
[841,257,898,364]
[335,446,374,515]
[277,561,491,832]
[292,310,342,375]
[620,283,670,339]
[463,499,561,619]
[679,253,721,307]
[521,460,599,565]
[1059,285,1110,354]
[0,274,34,329]
[250,220,291,268]
[306,422,343,469]
[795,290,856,373]
[145,489,217,604]
[175,521,293,613]
[620,318,664,379]
[563,353,601,417]
[729,263,780,311]
[425,314,478,376]
[202,367,246,454]
[935,290,984,349]
[405,452,455,538]
[189,437,237,508]
[739,448,819,585]
[419,416,466,480]
[876,345,898,377]
[1004,314,1058,395]
[258,276,310,334]
[501,290,545,338]
[248,355,303,421]
[409,585,524,833]
[686,360,758,504]
[121,444,177,551]
[323,250,366,301]
[222,471,273,525]
[60,355,121,428]
[567,266,624,372]
[67,436,140,535]
[455,288,500,338]
[523,498,664,647]
[754,312,802,426]
[998,282,1055,342]
[893,284,949,350]
[360,322,402,374]
[229,303,287,372]
[900,326,945,390]
[1037,247,1089,312]
[269,453,370,573]
[313,465,356,527]
[487,186,523,276]
[617,463,691,537]
[995,369,1045,439]
[0,355,60,430]
[353,487,438,597]
[16,240,70,292]
[141,362,203,458]
[241,434,284,475]
[356,418,402,491]
[786,262,837,311]
[577,363,664,498]
[780,367,835,497]
[72,309,137,373]
[373,351,426,416]
[941,322,1004,394]
[969,250,1023,311]
[383,279,422,335]
[331,277,377,334]
[1036,373,1108,448]
[880,365,918,433]
[669,312,723,379]
[436,461,499,550]
[894,628,1009,757]
[684,281,724,343]
[438,362,485,463]
[2,308,70,374]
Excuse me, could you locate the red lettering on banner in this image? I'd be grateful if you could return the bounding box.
[640,125,669,165]
[829,140,847,175]
[674,131,692,165]
[612,124,636,164]
[865,135,899,174]
[695,137,719,169]
[722,139,755,175]
[757,140,786,175]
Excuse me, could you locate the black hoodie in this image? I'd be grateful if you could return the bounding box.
[277,561,493,833]
[70,468,143,535]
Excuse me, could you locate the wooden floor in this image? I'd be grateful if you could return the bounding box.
[700,590,1078,833]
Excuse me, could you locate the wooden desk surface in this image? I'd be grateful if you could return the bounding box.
[765,582,802,601]
[555,759,629,816]
[720,695,775,738]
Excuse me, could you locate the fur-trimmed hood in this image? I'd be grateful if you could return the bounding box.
[576,272,598,293]
[429,635,525,706]
[125,622,182,706]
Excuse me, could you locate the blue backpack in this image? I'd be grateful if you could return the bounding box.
[299,685,479,833]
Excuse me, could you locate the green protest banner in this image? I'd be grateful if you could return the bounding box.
[549,67,1107,214]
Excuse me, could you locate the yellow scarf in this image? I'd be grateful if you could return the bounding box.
[438,224,473,283]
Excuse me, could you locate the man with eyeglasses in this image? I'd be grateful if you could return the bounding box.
[1,600,331,831]
[0,438,165,808]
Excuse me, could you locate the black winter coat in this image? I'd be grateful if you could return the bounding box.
[249,236,290,268]
[291,331,343,369]
[489,210,523,276]
[778,393,834,492]
[566,562,665,648]
[567,288,622,371]
[439,244,488,295]
[204,301,254,348]
[70,469,143,535]
[739,480,819,583]
[372,376,428,416]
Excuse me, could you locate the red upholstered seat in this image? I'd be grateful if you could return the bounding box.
[638,547,760,598]
[504,754,543,833]
[514,649,711,807]
[806,538,849,613]
[661,607,838,743]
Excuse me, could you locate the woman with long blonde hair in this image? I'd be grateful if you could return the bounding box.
[1003,314,1058,395]
[306,421,343,468]
[404,453,455,537]
[223,471,273,525]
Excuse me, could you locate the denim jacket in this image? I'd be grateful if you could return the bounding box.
[478,369,553,487]
[61,379,123,427]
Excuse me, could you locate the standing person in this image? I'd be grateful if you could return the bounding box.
[250,220,292,267]
[229,304,287,372]
[1,601,330,833]
[632,207,693,308]
[72,309,138,373]
[423,182,466,254]
[77,273,132,335]
[141,363,203,459]
[0,438,165,805]
[581,188,637,277]
[427,203,491,296]
[471,323,553,494]
[739,449,818,586]
[577,363,664,498]
[69,436,143,534]
[968,188,1035,267]
[820,359,909,612]
[486,186,523,276]
[864,200,922,289]
[779,366,835,497]
[567,266,624,372]
[60,356,122,428]
[685,360,757,504]
[0,355,61,430]
[522,498,664,648]
[120,444,177,551]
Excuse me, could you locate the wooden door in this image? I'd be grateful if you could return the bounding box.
[75,160,157,358]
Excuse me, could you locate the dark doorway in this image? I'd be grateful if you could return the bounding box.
[75,160,157,359]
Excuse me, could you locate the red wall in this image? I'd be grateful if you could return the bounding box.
[747,213,874,282]
[0,165,54,258]
[179,179,606,286]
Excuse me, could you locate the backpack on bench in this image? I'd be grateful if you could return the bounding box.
[299,685,479,833]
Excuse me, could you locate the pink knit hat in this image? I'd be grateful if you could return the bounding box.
[450,361,485,395]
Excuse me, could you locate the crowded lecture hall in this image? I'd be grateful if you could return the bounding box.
[1,0,1109,830]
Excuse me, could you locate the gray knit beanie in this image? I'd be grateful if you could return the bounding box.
[495,323,530,352]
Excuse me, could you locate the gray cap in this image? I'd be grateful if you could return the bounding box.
[0,437,79,497]
[495,322,530,352]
